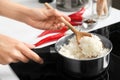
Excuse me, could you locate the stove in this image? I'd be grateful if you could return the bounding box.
[10,22,120,80]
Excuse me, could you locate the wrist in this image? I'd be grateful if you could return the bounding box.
[0,0,31,23]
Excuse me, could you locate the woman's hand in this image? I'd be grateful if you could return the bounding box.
[0,0,70,30]
[0,34,43,65]
[24,7,70,30]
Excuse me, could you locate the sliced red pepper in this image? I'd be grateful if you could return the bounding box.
[76,7,85,15]
[34,33,65,47]
[69,15,83,22]
[37,26,67,38]
[69,7,85,22]
[69,7,85,18]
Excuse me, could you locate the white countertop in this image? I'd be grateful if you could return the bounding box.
[0,0,120,80]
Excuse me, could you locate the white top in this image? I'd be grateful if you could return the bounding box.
[0,0,120,80]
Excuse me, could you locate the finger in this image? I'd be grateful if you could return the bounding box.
[49,18,64,30]
[62,15,71,22]
[5,49,29,63]
[24,43,35,49]
[10,59,19,63]
[12,50,29,63]
[56,23,61,29]
[18,45,43,64]
[55,23,64,29]
[60,23,65,27]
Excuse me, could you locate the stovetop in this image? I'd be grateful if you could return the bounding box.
[10,22,120,80]
[10,51,120,80]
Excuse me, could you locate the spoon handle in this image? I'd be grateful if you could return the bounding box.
[60,17,78,33]
[44,2,78,34]
[44,2,53,9]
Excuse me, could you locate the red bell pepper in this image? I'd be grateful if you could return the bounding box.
[37,26,67,38]
[34,33,65,47]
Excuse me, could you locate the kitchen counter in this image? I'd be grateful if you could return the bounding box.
[0,65,19,80]
[0,0,120,80]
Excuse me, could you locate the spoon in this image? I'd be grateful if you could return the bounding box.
[44,3,91,44]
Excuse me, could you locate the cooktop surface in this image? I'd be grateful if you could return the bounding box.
[10,51,120,80]
[10,22,120,80]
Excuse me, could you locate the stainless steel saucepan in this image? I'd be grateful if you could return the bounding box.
[33,33,112,77]
[54,33,112,77]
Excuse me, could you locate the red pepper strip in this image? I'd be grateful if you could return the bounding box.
[69,15,83,22]
[69,7,85,22]
[34,33,65,47]
[37,26,67,38]
[69,7,85,18]
[70,21,82,26]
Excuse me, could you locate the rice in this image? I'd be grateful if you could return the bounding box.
[59,34,109,60]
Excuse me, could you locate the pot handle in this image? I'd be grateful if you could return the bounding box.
[31,47,57,54]
[31,47,58,63]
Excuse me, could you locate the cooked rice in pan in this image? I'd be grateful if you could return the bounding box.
[59,34,109,60]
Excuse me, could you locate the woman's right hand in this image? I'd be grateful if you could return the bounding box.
[0,34,43,65]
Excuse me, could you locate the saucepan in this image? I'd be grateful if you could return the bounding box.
[33,33,112,77]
